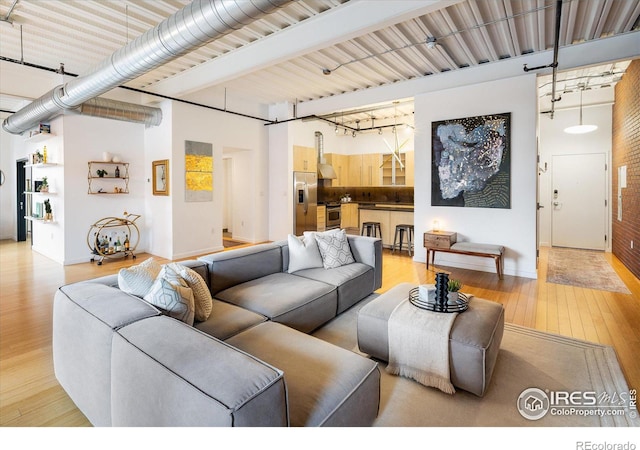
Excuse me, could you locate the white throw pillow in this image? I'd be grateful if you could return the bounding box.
[118,258,162,297]
[167,263,213,322]
[144,265,195,325]
[287,233,324,273]
[314,229,355,269]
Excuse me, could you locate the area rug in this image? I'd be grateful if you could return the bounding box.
[546,247,631,294]
[312,294,639,427]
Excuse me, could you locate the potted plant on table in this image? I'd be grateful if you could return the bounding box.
[447,278,463,305]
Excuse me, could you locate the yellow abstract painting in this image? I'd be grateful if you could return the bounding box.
[185,140,213,202]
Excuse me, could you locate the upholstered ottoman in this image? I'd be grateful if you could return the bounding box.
[357,282,504,397]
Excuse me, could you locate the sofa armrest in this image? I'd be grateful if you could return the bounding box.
[347,235,383,291]
[112,316,288,426]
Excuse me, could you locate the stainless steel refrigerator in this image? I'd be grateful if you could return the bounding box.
[293,171,317,235]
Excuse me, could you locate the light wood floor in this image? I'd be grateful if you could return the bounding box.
[0,239,638,426]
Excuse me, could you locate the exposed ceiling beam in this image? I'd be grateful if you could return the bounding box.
[145,0,465,97]
[297,31,640,117]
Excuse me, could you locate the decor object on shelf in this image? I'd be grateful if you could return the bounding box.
[102,152,112,162]
[88,161,129,194]
[39,176,49,192]
[44,199,53,221]
[152,159,169,196]
[185,140,212,202]
[431,113,511,208]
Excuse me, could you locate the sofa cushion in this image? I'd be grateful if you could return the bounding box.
[198,243,283,295]
[227,322,380,427]
[215,272,337,333]
[194,299,267,340]
[53,283,160,426]
[112,316,288,426]
[314,229,355,269]
[117,257,162,297]
[294,262,375,314]
[144,266,195,325]
[167,262,213,322]
[287,233,323,273]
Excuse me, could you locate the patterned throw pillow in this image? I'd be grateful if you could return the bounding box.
[118,258,162,297]
[287,233,324,273]
[314,229,355,269]
[144,265,195,325]
[167,263,213,322]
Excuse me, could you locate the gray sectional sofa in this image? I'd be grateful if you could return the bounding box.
[53,234,383,427]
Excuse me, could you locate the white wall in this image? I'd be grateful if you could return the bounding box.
[62,114,146,265]
[414,74,539,279]
[144,100,174,260]
[168,100,269,259]
[538,93,614,248]
[0,113,23,240]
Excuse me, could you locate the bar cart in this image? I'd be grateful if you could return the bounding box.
[87,212,140,265]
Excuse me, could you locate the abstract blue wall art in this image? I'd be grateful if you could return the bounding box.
[431,113,511,208]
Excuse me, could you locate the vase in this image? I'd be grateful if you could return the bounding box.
[447,292,459,305]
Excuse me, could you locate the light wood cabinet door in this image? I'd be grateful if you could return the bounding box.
[362,153,382,186]
[293,145,317,172]
[347,154,362,186]
[326,153,348,187]
[317,205,326,232]
[404,151,414,187]
[340,203,359,229]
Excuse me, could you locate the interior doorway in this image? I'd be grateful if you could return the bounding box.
[551,153,607,250]
[16,158,28,242]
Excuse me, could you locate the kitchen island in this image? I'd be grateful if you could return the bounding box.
[359,203,414,250]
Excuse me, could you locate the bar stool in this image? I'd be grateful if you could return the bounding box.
[361,221,382,238]
[392,224,414,256]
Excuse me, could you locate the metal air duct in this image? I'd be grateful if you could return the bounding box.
[79,98,163,127]
[316,131,337,179]
[2,0,291,135]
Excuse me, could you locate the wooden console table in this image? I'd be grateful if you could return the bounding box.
[424,231,504,279]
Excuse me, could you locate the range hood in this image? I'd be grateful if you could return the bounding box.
[315,131,337,179]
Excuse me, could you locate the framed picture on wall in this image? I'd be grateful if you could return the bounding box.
[152,159,169,196]
[431,112,511,208]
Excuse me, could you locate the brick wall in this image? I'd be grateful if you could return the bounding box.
[612,58,640,279]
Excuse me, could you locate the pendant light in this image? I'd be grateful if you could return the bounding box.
[564,87,597,134]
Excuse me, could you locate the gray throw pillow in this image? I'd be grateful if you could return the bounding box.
[287,233,324,273]
[117,257,162,297]
[144,265,195,325]
[314,229,355,269]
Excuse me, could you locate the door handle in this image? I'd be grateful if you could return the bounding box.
[303,183,309,214]
[553,201,560,206]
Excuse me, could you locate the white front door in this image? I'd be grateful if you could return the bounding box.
[551,153,606,250]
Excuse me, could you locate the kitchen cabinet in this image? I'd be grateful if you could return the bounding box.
[340,203,359,230]
[317,205,326,232]
[405,151,414,187]
[347,155,362,186]
[345,153,381,187]
[325,153,348,187]
[381,152,407,185]
[362,153,382,186]
[293,145,317,172]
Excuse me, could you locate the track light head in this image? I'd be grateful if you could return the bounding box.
[322,68,331,75]
[426,37,437,49]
